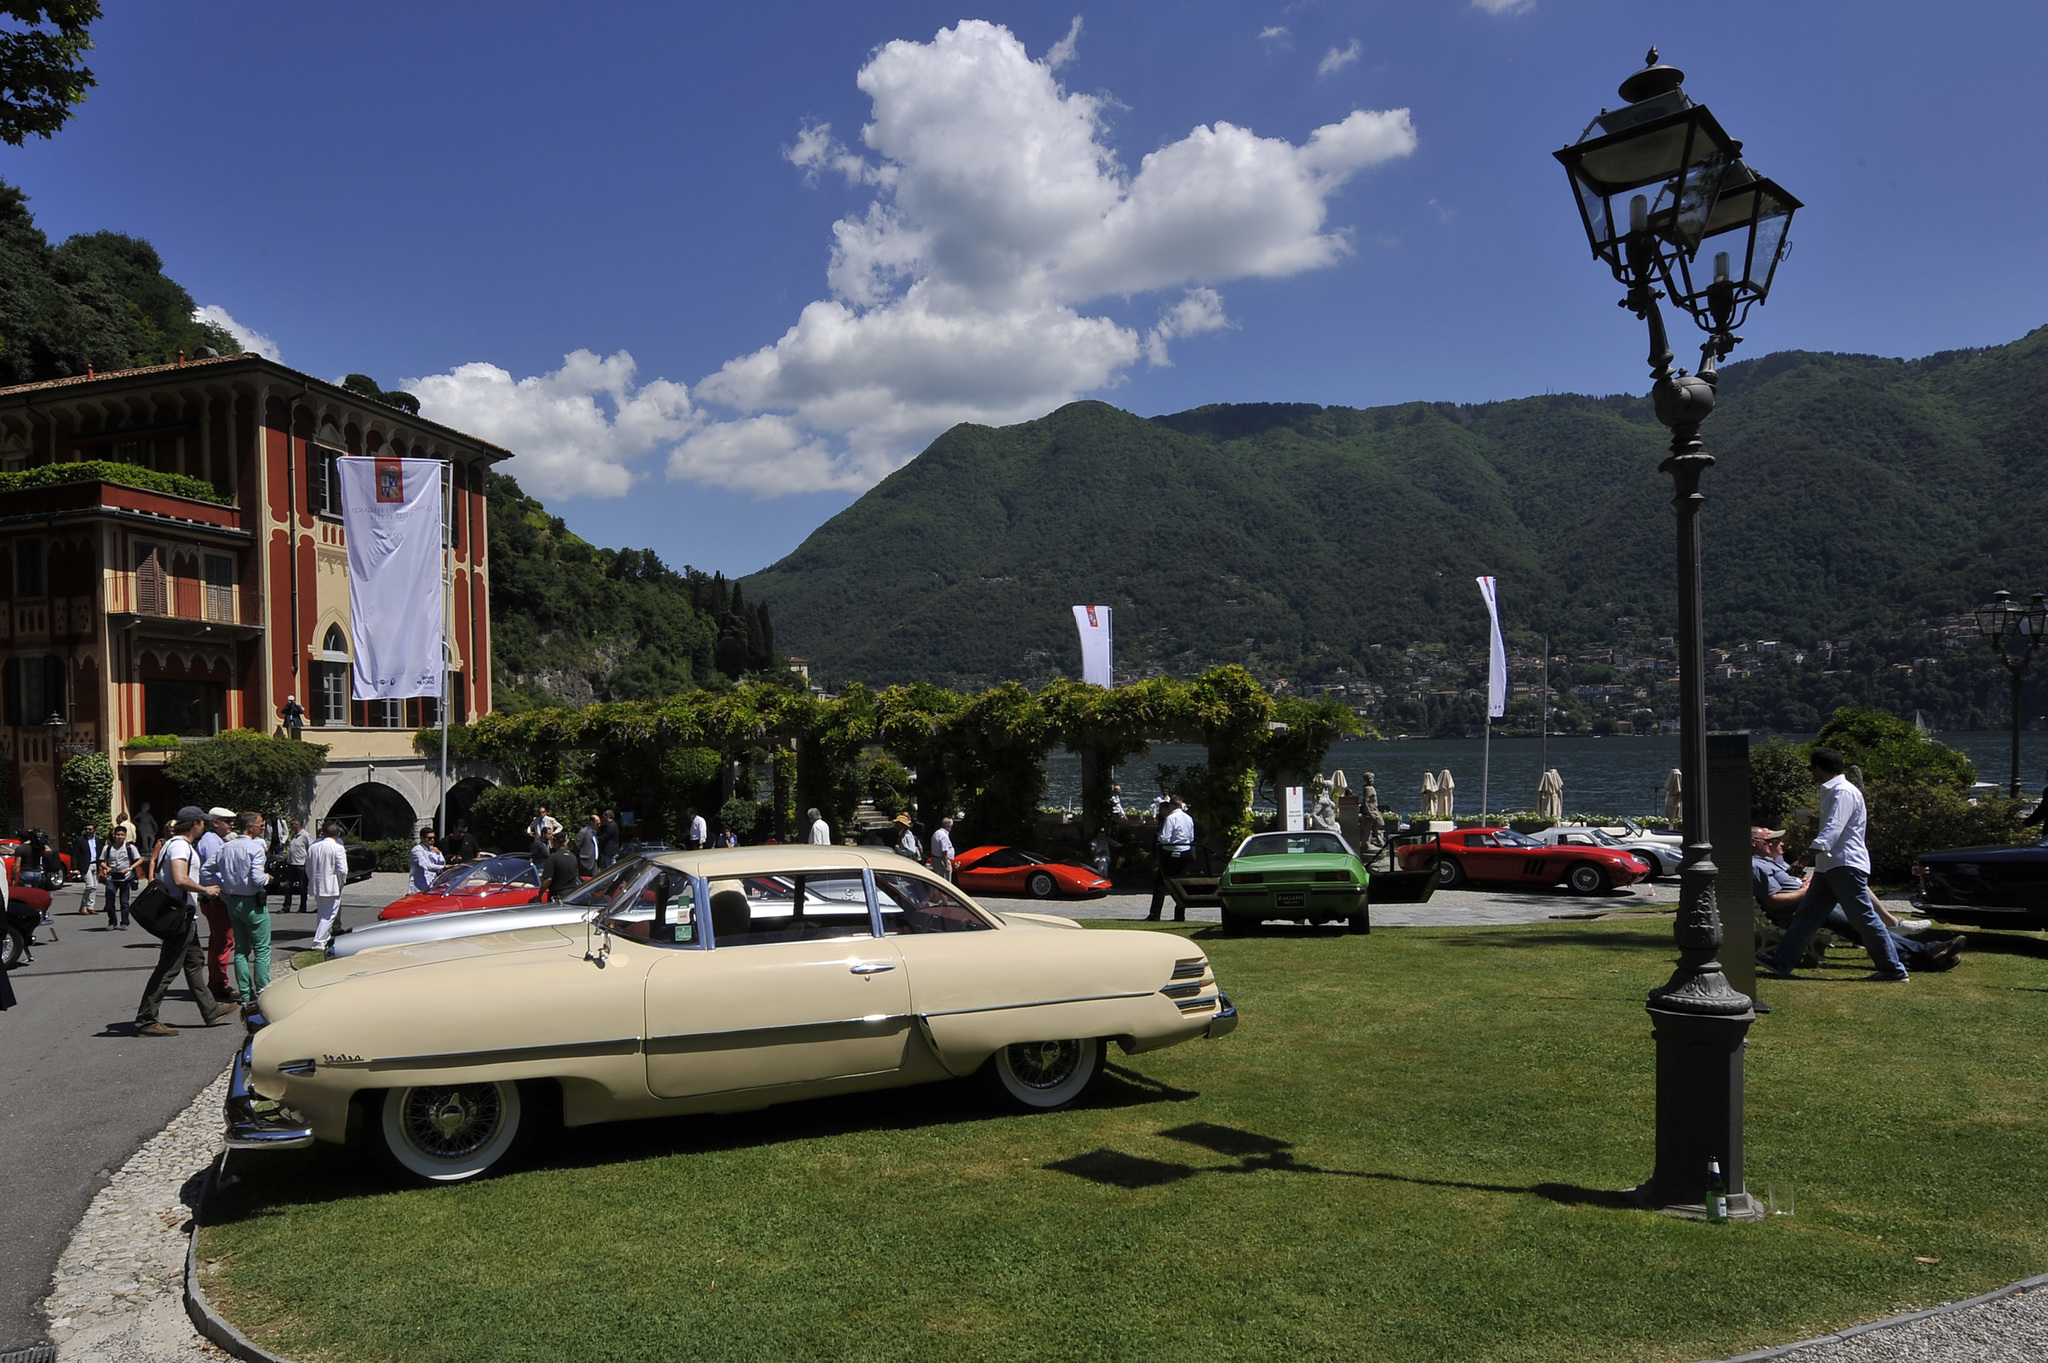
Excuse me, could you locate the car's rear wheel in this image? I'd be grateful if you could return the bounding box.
[981,1037,1103,1111]
[1,925,25,969]
[1567,862,1611,894]
[376,1080,527,1183]
[1434,856,1466,889]
[1026,870,1057,899]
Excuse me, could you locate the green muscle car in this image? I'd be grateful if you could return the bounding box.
[1216,830,1369,933]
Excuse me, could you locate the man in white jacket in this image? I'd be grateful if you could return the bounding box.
[807,808,831,845]
[307,822,350,951]
[1757,747,1907,983]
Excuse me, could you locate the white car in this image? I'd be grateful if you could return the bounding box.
[1534,825,1680,878]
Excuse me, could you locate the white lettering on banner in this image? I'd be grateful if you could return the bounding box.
[338,456,444,700]
[1072,605,1113,687]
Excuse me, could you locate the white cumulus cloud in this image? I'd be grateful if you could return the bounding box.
[192,305,279,360]
[406,350,695,499]
[1259,25,1291,40]
[401,19,1415,501]
[1472,0,1534,13]
[1318,39,1361,76]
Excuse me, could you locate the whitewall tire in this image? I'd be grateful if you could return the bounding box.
[982,1038,1103,1112]
[378,1081,525,1183]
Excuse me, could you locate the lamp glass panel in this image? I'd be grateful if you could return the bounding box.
[1746,201,1792,293]
[1573,169,1616,248]
[1671,153,1728,248]
[1577,122,1692,190]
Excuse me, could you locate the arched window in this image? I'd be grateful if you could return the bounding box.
[316,626,349,726]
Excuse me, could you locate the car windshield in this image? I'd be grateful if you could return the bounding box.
[1236,832,1351,858]
[1558,829,1625,848]
[559,858,646,908]
[1489,829,1543,848]
[431,857,537,892]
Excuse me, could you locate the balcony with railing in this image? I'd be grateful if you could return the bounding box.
[105,565,263,637]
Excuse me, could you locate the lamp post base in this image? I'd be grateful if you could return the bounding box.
[1636,1003,1759,1219]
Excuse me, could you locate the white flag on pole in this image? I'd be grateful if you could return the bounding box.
[1476,575,1506,719]
[1073,605,1113,687]
[339,456,444,700]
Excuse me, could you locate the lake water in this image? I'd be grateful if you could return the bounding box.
[1042,730,2048,819]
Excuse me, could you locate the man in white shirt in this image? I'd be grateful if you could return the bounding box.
[930,816,956,881]
[686,807,708,850]
[197,808,237,1001]
[409,827,446,894]
[1148,796,1196,922]
[1758,747,1907,982]
[306,822,350,950]
[279,816,312,915]
[807,808,831,845]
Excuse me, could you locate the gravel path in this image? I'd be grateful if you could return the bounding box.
[40,1067,231,1363]
[1728,1284,2048,1362]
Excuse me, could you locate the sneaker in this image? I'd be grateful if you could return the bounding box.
[1755,951,1794,980]
[137,1021,179,1037]
[1862,972,1910,983]
[1929,937,1967,970]
[203,1002,240,1025]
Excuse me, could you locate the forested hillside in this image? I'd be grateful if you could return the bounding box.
[485,473,786,710]
[743,325,2048,700]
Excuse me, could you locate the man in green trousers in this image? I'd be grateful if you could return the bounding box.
[216,810,275,1014]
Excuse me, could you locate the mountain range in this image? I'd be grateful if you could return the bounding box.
[741,324,2048,691]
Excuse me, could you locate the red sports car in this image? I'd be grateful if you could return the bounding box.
[1,840,72,886]
[1397,826,1650,894]
[377,854,545,921]
[952,845,1112,900]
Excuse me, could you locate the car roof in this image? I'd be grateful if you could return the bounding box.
[646,845,945,879]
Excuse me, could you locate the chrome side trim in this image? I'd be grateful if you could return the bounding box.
[645,1015,909,1056]
[365,1036,643,1072]
[1160,982,1202,1000]
[922,990,1152,1019]
[1205,992,1239,1039]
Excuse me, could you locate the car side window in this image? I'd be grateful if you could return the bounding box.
[601,867,696,945]
[1468,834,1497,848]
[976,850,1026,869]
[875,873,993,934]
[711,872,874,947]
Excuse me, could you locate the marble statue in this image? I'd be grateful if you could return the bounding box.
[1437,768,1455,819]
[1357,772,1384,857]
[1537,767,1564,822]
[1664,767,1683,824]
[1309,773,1340,832]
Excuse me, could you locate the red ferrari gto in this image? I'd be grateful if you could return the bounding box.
[377,854,545,921]
[1397,827,1649,894]
[952,845,1111,900]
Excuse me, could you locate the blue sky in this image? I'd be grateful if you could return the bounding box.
[8,2,2043,575]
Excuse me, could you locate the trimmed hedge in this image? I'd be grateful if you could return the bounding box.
[0,459,229,505]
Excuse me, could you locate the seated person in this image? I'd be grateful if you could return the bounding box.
[1751,827,1963,972]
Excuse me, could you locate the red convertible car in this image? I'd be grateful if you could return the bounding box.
[1397,827,1650,893]
[377,854,544,921]
[2,839,72,886]
[953,845,1112,900]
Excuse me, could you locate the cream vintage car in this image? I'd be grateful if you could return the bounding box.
[228,846,1236,1183]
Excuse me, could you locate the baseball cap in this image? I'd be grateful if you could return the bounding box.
[175,805,207,823]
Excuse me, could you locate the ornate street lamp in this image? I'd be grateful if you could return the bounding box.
[1555,48,1801,1221]
[1971,590,2048,798]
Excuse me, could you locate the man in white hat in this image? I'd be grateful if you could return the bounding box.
[196,807,238,1001]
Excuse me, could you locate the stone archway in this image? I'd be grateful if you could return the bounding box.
[322,781,421,841]
[442,775,493,831]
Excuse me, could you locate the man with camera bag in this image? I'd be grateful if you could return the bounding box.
[133,807,236,1036]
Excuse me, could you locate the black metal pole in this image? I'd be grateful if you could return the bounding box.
[1623,250,1761,1219]
[2012,665,2024,800]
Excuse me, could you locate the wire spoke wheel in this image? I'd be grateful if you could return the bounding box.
[983,1037,1102,1111]
[380,1081,524,1183]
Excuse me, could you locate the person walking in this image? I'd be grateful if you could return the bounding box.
[197,807,237,1002]
[99,824,141,928]
[1148,796,1196,922]
[277,817,312,915]
[219,812,273,1014]
[892,813,920,861]
[931,815,957,881]
[542,831,581,900]
[576,814,601,875]
[279,694,306,740]
[807,808,831,845]
[1751,826,1962,973]
[409,826,446,894]
[685,807,708,850]
[598,809,621,868]
[1758,747,1908,983]
[307,821,349,951]
[134,807,235,1036]
[73,822,102,916]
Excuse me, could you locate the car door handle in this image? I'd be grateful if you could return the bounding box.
[849,961,897,975]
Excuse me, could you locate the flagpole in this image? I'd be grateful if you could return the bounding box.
[1482,714,1491,820]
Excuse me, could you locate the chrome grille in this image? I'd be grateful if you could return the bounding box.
[1171,958,1207,981]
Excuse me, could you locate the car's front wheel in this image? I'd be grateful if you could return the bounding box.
[981,1038,1103,1111]
[377,1080,527,1183]
[0,925,25,969]
[1026,870,1057,898]
[1567,862,1611,894]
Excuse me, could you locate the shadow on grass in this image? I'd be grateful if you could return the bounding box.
[1422,928,1671,953]
[1047,1120,1633,1209]
[204,1060,1203,1224]
[1948,930,2048,961]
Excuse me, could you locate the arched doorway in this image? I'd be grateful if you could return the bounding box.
[442,776,493,832]
[324,782,419,841]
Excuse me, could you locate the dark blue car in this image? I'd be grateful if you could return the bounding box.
[1911,841,2048,929]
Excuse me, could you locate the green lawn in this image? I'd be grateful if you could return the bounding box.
[200,919,2048,1362]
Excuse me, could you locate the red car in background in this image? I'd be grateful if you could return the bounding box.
[377,855,545,921]
[1,839,72,887]
[953,845,1112,900]
[1397,826,1650,894]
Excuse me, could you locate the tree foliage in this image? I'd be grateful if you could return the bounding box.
[58,747,110,837]
[0,4,98,146]
[164,730,327,817]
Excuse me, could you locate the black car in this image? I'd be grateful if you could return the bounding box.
[263,841,378,894]
[1911,841,2048,929]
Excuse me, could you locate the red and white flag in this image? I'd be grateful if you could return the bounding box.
[339,457,444,700]
[1072,605,1113,687]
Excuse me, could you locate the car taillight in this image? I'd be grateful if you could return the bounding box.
[1911,864,1926,877]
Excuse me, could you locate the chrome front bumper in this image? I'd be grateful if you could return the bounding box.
[1205,992,1238,1040]
[224,1037,315,1150]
